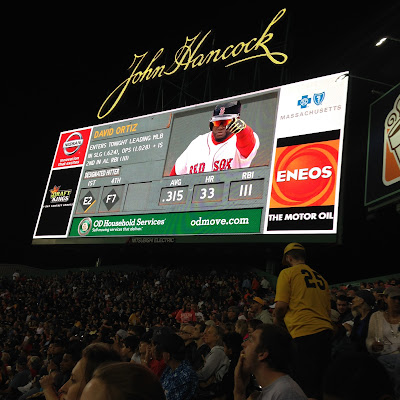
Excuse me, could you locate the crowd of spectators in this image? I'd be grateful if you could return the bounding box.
[0,266,399,400]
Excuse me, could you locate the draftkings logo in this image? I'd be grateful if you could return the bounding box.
[49,186,73,203]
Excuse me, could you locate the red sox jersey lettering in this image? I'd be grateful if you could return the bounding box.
[172,128,259,176]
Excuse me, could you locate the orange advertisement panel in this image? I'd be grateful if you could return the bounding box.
[267,130,340,232]
[270,139,339,208]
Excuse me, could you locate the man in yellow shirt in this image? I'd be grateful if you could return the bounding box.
[274,243,332,400]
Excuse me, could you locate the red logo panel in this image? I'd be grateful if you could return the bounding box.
[53,128,91,169]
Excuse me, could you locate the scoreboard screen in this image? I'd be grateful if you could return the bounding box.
[33,72,349,243]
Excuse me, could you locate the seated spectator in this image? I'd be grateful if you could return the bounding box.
[178,324,197,366]
[191,323,210,371]
[80,362,166,400]
[226,307,240,324]
[323,352,396,400]
[247,319,263,336]
[335,295,352,324]
[196,326,229,385]
[249,297,272,324]
[348,290,376,352]
[139,332,166,378]
[120,336,140,362]
[234,324,307,400]
[235,320,248,341]
[58,342,121,400]
[0,356,31,399]
[158,333,198,400]
[217,332,243,400]
[175,304,196,324]
[366,287,400,398]
[367,287,400,356]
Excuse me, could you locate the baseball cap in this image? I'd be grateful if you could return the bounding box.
[282,242,305,265]
[384,287,400,298]
[116,329,128,340]
[210,101,241,122]
[354,290,376,307]
[252,296,266,306]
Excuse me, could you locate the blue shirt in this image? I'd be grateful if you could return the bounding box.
[160,360,198,400]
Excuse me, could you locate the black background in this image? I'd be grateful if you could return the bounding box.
[3,4,400,282]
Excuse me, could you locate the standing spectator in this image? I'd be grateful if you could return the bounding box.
[158,334,198,400]
[233,324,307,400]
[249,298,272,324]
[274,243,332,400]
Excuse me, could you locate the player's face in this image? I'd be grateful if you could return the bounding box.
[211,119,232,142]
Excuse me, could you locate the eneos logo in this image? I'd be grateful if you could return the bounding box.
[270,140,339,208]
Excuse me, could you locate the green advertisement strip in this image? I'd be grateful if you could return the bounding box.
[70,209,262,237]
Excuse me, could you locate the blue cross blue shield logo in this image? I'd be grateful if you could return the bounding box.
[297,95,312,109]
[313,92,325,106]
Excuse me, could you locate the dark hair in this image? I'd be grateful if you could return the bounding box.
[82,343,122,383]
[248,319,263,331]
[223,332,243,356]
[336,295,348,303]
[255,324,294,374]
[123,335,140,351]
[92,362,166,400]
[286,249,306,262]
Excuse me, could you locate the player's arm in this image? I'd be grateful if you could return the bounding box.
[227,119,257,158]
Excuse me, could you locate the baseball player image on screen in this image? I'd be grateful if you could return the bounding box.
[170,101,260,175]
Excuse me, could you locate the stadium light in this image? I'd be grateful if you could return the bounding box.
[375,36,400,46]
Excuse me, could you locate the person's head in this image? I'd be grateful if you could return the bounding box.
[223,331,243,359]
[282,243,306,267]
[235,319,248,337]
[81,362,166,400]
[227,306,240,322]
[351,290,375,314]
[178,324,195,345]
[384,287,400,313]
[250,297,265,314]
[203,325,224,348]
[157,333,186,365]
[121,336,140,360]
[193,323,206,341]
[60,353,77,374]
[247,319,263,334]
[323,352,395,400]
[209,101,241,143]
[60,343,122,400]
[336,295,349,315]
[242,324,293,375]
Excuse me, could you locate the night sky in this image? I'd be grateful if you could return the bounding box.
[4,4,400,282]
